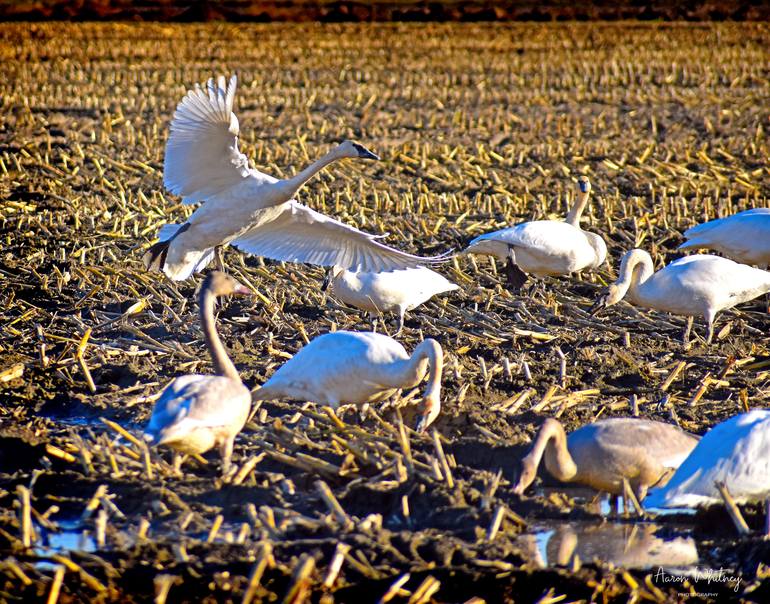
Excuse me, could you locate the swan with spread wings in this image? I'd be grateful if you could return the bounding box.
[143,75,448,280]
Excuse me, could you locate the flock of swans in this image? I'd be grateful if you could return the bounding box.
[139,75,769,531]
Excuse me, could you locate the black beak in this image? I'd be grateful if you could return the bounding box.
[352,143,380,161]
[589,294,608,316]
[321,267,332,292]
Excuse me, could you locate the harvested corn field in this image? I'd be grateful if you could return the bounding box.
[1,21,770,603]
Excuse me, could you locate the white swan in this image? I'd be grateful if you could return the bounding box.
[462,176,606,290]
[645,410,770,520]
[143,272,252,473]
[679,208,770,268]
[321,266,459,334]
[591,249,770,343]
[254,331,444,432]
[143,75,447,280]
[513,418,699,502]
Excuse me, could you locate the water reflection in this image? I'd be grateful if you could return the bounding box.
[520,522,698,570]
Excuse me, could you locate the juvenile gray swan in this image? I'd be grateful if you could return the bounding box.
[143,272,252,474]
[513,417,699,502]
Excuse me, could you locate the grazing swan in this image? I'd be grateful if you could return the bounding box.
[321,266,459,334]
[591,249,770,343]
[645,410,770,526]
[679,208,770,268]
[462,176,606,290]
[143,272,252,474]
[254,331,444,432]
[143,75,447,280]
[513,418,699,502]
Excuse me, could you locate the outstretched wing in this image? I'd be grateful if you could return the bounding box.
[164,75,253,204]
[232,201,452,272]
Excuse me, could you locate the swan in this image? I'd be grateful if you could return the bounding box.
[254,331,444,432]
[143,272,252,474]
[143,75,448,280]
[591,249,770,343]
[679,208,770,268]
[462,176,607,290]
[645,410,770,523]
[513,417,699,502]
[321,266,459,334]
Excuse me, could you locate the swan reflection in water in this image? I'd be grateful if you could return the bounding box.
[520,522,698,570]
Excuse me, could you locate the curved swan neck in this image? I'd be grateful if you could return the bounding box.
[616,249,655,299]
[200,286,240,381]
[280,148,343,198]
[411,339,443,401]
[565,188,591,228]
[527,419,578,482]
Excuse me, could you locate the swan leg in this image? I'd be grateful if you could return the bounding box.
[172,453,184,476]
[705,319,715,345]
[505,248,528,292]
[682,316,693,345]
[608,494,620,517]
[214,246,226,273]
[395,310,405,336]
[219,438,235,476]
[765,497,769,536]
[369,313,378,333]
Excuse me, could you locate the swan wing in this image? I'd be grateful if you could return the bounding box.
[164,75,258,204]
[145,375,250,441]
[682,208,770,238]
[232,201,452,272]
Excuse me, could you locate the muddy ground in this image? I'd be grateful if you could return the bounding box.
[1,21,769,603]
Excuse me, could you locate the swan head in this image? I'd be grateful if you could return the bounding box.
[589,283,624,315]
[336,140,380,161]
[203,271,253,297]
[577,175,591,194]
[415,391,441,434]
[513,456,538,495]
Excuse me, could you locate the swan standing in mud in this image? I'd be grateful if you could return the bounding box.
[143,272,252,474]
[322,266,459,334]
[462,176,606,290]
[591,249,770,343]
[254,331,444,432]
[679,208,770,267]
[143,75,448,280]
[645,410,770,534]
[513,417,699,504]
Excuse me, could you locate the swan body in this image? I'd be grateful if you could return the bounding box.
[324,266,459,333]
[593,249,770,342]
[144,75,446,280]
[514,417,699,501]
[645,410,770,508]
[679,208,770,267]
[463,177,606,289]
[143,272,252,473]
[254,331,444,432]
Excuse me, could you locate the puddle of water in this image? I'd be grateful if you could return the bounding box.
[34,521,97,570]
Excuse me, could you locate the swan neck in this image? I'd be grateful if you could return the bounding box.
[528,420,578,483]
[200,287,240,382]
[565,189,590,227]
[618,249,654,298]
[281,149,341,198]
[411,339,444,401]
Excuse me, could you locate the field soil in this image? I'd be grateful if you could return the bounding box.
[1,21,769,603]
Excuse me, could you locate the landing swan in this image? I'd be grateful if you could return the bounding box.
[254,331,444,432]
[645,410,770,528]
[143,272,252,474]
[462,176,606,290]
[143,75,447,280]
[591,249,770,343]
[322,266,459,334]
[679,208,770,268]
[513,417,699,502]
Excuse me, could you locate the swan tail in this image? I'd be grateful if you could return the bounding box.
[142,222,214,281]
